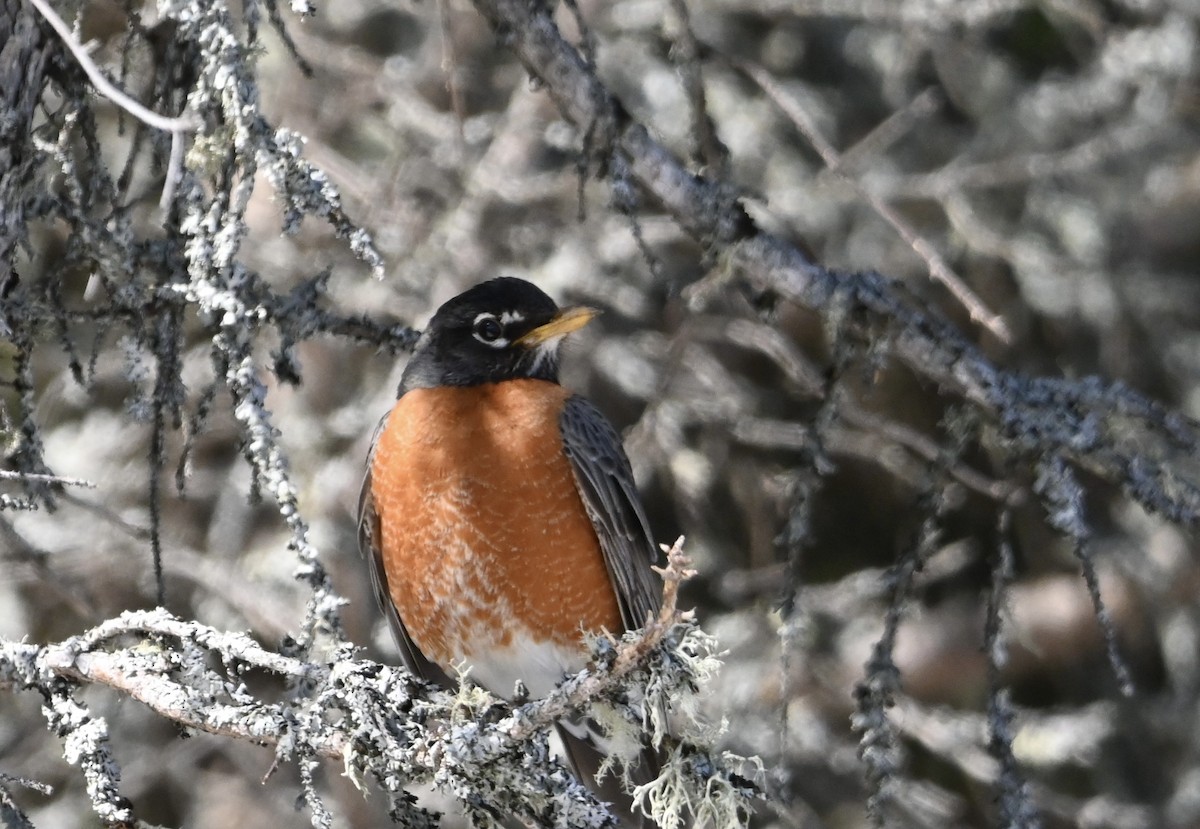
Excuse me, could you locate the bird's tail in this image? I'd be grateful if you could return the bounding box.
[556,718,664,829]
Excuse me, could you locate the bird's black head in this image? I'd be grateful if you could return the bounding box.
[400,277,598,392]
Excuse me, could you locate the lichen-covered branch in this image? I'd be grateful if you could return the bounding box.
[0,547,755,828]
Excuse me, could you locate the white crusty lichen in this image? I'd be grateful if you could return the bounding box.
[0,545,757,828]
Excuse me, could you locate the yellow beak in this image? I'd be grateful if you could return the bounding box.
[515,306,600,346]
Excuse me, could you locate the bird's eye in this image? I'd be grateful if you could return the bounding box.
[473,315,504,345]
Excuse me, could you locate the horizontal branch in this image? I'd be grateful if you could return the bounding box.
[0,470,95,489]
[0,545,749,827]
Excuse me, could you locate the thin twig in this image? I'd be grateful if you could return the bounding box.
[731,56,1012,344]
[160,128,187,209]
[436,0,467,149]
[0,470,96,489]
[884,122,1152,199]
[505,537,695,741]
[26,0,200,134]
[666,0,726,173]
[700,320,1020,503]
[0,772,53,796]
[27,0,198,212]
[837,86,942,168]
[839,407,1021,504]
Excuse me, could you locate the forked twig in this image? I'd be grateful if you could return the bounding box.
[26,0,198,208]
[731,57,1012,344]
[26,0,199,134]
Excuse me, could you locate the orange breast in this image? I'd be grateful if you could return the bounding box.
[369,380,622,672]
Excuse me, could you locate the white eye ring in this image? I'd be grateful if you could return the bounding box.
[472,313,507,347]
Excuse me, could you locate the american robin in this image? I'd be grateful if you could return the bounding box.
[358,276,662,826]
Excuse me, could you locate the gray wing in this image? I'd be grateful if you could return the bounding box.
[559,395,662,631]
[357,409,454,686]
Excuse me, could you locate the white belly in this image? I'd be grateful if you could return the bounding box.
[459,632,588,699]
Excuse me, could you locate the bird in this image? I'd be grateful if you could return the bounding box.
[357,276,663,827]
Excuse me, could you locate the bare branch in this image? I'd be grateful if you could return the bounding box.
[467,0,1200,529]
[718,57,1011,342]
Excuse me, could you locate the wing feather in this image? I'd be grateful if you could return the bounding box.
[558,396,661,631]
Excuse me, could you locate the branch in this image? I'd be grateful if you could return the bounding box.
[729,60,1010,343]
[0,542,753,828]
[0,470,96,489]
[506,537,695,742]
[466,0,1200,527]
[25,0,199,134]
